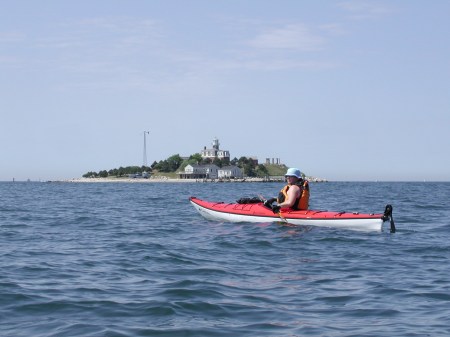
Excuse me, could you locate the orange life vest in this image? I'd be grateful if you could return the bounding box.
[277,180,310,210]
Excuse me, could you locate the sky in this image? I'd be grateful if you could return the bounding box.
[1,1,449,182]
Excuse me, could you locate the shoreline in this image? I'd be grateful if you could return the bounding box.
[4,175,329,183]
[62,177,196,183]
[59,177,277,183]
[57,176,327,183]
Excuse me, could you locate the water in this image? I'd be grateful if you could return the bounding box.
[1,181,449,336]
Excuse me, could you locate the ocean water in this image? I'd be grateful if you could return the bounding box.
[1,181,449,337]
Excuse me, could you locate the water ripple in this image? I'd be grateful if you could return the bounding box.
[1,182,450,336]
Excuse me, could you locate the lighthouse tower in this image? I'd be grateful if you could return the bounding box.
[201,137,230,161]
[212,137,220,150]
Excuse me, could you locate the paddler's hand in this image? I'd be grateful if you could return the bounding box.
[263,198,276,208]
[272,205,281,214]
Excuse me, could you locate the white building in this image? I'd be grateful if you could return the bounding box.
[201,137,230,161]
[218,166,243,179]
[179,164,219,179]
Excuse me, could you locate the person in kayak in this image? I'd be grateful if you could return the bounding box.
[264,168,309,213]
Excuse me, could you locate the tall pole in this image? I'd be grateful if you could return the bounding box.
[143,131,149,167]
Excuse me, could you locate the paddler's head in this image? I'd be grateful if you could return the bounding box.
[285,168,302,184]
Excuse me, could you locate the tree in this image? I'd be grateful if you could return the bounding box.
[154,160,170,172]
[212,158,222,167]
[117,167,125,177]
[235,156,257,177]
[255,164,269,177]
[108,169,118,176]
[230,157,239,165]
[189,153,202,163]
[243,164,256,177]
[166,154,183,171]
[82,171,98,178]
[99,170,108,178]
[141,165,152,173]
[237,156,250,166]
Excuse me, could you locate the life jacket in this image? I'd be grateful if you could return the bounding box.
[277,180,310,210]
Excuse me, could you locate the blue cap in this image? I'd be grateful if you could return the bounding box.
[285,168,302,178]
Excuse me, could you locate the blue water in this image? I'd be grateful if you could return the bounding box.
[1,181,449,336]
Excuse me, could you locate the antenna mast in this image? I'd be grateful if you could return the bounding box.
[143,131,149,167]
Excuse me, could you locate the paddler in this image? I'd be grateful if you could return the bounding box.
[264,168,310,213]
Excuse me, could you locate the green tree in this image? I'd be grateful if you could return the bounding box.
[141,165,152,173]
[212,158,223,167]
[82,171,98,178]
[236,156,257,177]
[243,164,256,177]
[117,167,125,177]
[237,156,250,166]
[189,153,202,163]
[255,164,269,177]
[179,157,201,172]
[99,170,108,178]
[154,160,170,172]
[202,157,212,165]
[166,154,183,171]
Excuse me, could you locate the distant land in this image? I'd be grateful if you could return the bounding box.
[64,163,327,183]
[80,154,325,178]
[78,138,328,183]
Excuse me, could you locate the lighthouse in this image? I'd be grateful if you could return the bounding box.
[212,137,219,150]
[201,137,230,161]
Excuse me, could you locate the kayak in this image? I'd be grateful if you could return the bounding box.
[189,196,395,232]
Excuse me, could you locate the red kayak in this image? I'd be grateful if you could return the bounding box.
[190,197,395,232]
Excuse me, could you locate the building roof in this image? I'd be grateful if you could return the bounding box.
[188,164,219,169]
[219,165,241,170]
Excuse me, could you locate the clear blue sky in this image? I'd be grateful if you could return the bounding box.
[1,1,449,181]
